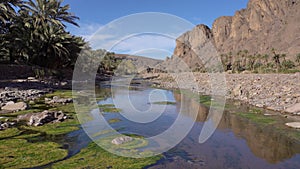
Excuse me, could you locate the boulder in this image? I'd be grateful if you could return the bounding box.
[1,102,28,112]
[17,110,67,126]
[111,136,133,145]
[5,101,15,105]
[0,122,16,130]
[285,103,300,114]
[45,96,73,105]
[17,113,34,122]
[233,84,242,97]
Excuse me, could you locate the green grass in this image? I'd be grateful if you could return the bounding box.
[249,108,264,114]
[151,101,176,105]
[99,104,122,113]
[199,95,212,107]
[236,112,276,125]
[52,142,161,169]
[0,139,67,169]
[46,90,74,98]
[49,103,75,113]
[22,118,79,135]
[0,89,162,168]
[0,90,80,168]
[92,129,116,137]
[1,108,43,117]
[0,128,22,139]
[108,118,121,124]
[97,134,148,151]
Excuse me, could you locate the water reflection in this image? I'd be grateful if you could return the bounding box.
[173,92,300,164]
[75,83,300,168]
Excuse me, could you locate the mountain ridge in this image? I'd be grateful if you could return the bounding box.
[164,0,300,71]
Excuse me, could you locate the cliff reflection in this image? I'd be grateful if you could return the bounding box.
[173,92,300,164]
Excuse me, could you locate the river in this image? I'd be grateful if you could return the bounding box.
[61,81,300,169]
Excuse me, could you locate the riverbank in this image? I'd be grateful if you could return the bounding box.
[0,84,161,168]
[143,72,300,115]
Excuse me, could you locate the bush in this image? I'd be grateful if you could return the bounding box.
[281,60,295,69]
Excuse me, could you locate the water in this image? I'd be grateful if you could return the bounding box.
[36,81,300,169]
[88,83,300,169]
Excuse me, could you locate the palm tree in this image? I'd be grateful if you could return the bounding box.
[22,0,79,28]
[1,0,84,67]
[0,0,23,61]
[17,0,84,68]
[271,48,281,71]
[0,0,23,24]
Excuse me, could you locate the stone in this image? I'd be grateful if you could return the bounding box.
[285,103,300,114]
[45,96,73,105]
[5,101,15,105]
[17,110,67,126]
[285,122,300,129]
[60,82,68,86]
[0,122,16,130]
[17,113,34,122]
[0,89,49,108]
[256,104,264,108]
[285,98,292,103]
[111,136,133,145]
[1,102,28,112]
[27,77,36,80]
[233,84,242,97]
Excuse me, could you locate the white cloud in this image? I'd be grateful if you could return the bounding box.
[88,33,176,60]
[73,22,103,40]
[110,34,176,59]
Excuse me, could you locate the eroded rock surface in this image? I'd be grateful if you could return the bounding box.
[17,110,67,126]
[1,102,28,112]
[111,136,133,145]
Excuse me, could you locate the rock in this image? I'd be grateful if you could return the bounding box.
[285,103,300,114]
[0,121,16,130]
[60,82,68,86]
[17,113,34,122]
[233,84,242,97]
[1,102,28,112]
[256,104,264,108]
[45,98,51,102]
[45,96,73,105]
[29,100,35,104]
[5,101,15,105]
[27,77,36,80]
[111,136,133,145]
[285,98,292,103]
[285,122,300,129]
[17,110,67,126]
[160,0,300,72]
[0,89,49,107]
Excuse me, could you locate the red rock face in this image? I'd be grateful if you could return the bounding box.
[167,0,300,70]
[213,0,300,56]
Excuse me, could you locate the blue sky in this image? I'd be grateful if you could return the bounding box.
[63,0,249,59]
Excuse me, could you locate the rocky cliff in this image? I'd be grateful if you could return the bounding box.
[168,0,300,70]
